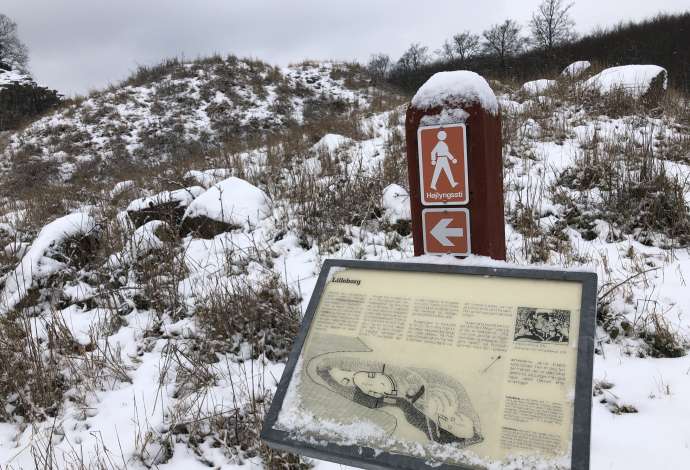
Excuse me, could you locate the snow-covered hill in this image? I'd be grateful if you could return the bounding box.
[0,57,395,190]
[0,58,689,470]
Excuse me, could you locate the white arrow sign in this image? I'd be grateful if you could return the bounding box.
[430,218,464,246]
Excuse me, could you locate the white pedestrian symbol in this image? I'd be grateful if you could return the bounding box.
[429,129,459,190]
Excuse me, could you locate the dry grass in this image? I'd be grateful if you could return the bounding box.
[196,273,301,361]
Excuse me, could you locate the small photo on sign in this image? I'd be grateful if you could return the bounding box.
[513,307,571,344]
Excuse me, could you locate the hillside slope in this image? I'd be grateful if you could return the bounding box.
[0,58,689,469]
[0,56,399,196]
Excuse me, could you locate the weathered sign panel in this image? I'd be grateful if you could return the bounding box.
[262,260,596,470]
[418,124,469,206]
[422,208,471,256]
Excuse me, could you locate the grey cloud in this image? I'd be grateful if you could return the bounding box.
[2,0,687,95]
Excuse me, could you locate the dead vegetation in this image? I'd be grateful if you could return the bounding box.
[1,51,689,467]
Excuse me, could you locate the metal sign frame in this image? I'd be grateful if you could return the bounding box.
[261,259,597,470]
[417,123,470,206]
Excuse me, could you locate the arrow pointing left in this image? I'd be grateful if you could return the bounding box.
[430,218,464,247]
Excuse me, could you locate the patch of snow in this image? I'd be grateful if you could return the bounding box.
[62,281,96,303]
[411,71,498,115]
[521,79,556,96]
[2,240,29,260]
[561,61,591,77]
[184,168,232,188]
[310,134,352,154]
[0,68,33,90]
[110,180,135,198]
[182,177,270,229]
[381,184,411,222]
[419,108,470,126]
[108,220,167,267]
[126,186,205,212]
[0,212,96,314]
[584,65,667,97]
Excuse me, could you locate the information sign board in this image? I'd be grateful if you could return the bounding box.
[262,260,596,470]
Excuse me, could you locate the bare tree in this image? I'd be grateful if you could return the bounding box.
[396,43,429,71]
[0,14,29,71]
[530,0,576,54]
[367,53,391,84]
[482,20,525,68]
[452,31,481,62]
[436,39,456,62]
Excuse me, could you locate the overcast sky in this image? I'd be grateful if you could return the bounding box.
[3,0,688,96]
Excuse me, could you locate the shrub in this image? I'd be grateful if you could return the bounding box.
[196,274,301,361]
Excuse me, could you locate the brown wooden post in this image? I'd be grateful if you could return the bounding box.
[406,72,506,260]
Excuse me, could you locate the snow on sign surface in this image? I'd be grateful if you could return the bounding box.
[182,176,269,229]
[561,61,591,77]
[584,65,667,97]
[411,71,499,115]
[521,79,556,95]
[0,212,96,314]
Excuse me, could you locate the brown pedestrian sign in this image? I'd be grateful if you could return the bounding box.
[418,123,468,206]
[422,208,470,255]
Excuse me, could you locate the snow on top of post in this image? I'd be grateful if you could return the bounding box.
[411,71,498,115]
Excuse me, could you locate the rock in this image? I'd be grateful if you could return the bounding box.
[0,67,61,131]
[521,79,556,96]
[180,177,269,238]
[126,186,205,228]
[108,220,173,268]
[183,169,232,189]
[1,212,97,313]
[584,65,668,100]
[561,61,591,78]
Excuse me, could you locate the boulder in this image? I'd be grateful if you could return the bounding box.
[521,79,556,96]
[126,186,205,228]
[561,61,591,78]
[180,177,269,238]
[584,65,667,100]
[0,67,61,131]
[183,169,232,189]
[1,212,97,313]
[108,220,173,268]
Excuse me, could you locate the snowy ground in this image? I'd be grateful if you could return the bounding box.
[0,62,689,469]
